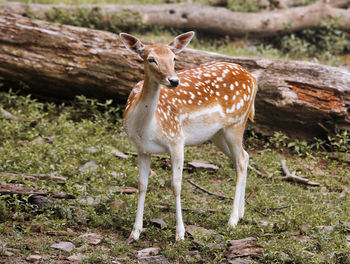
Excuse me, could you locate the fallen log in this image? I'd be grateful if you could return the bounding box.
[0,11,349,139]
[1,1,350,38]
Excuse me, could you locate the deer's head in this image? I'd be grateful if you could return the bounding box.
[120,31,195,88]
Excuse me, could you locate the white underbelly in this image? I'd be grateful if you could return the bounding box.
[184,123,221,145]
[181,106,225,146]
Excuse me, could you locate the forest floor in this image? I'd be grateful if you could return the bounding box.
[0,92,349,264]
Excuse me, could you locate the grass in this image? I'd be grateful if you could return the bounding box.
[0,2,349,262]
[0,91,349,263]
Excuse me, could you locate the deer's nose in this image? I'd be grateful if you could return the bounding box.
[168,77,180,88]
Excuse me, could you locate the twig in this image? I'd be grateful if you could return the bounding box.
[0,181,75,199]
[187,179,233,200]
[0,172,67,183]
[248,165,271,178]
[187,179,268,216]
[155,204,225,214]
[0,108,25,121]
[281,160,321,186]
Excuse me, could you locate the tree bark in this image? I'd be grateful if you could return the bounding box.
[0,11,349,139]
[1,1,350,38]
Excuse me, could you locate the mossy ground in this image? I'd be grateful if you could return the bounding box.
[0,92,349,263]
[0,1,349,262]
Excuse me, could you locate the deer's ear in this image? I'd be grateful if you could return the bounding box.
[168,31,195,54]
[119,33,145,56]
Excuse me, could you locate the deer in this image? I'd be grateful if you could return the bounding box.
[119,31,257,243]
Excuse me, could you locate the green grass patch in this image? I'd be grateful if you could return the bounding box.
[0,90,349,263]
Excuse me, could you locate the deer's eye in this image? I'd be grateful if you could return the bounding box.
[173,57,177,62]
[148,57,157,65]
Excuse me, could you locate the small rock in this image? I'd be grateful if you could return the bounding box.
[111,198,125,211]
[28,195,55,206]
[280,252,292,263]
[79,161,98,172]
[137,247,160,258]
[259,220,274,228]
[305,251,315,258]
[228,259,250,264]
[4,250,14,257]
[186,225,214,237]
[342,221,350,230]
[340,189,347,198]
[43,136,55,143]
[316,226,334,232]
[113,257,127,264]
[151,218,168,229]
[226,237,263,263]
[26,255,43,262]
[290,232,310,244]
[188,250,202,262]
[187,160,219,172]
[258,0,270,8]
[67,253,83,262]
[107,147,129,159]
[29,137,46,146]
[87,147,98,153]
[79,197,100,206]
[138,255,169,264]
[301,224,310,232]
[79,233,103,245]
[51,241,75,252]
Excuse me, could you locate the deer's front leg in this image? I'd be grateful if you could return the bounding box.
[170,145,185,241]
[127,153,151,244]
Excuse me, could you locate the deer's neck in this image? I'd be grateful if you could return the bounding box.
[129,75,161,137]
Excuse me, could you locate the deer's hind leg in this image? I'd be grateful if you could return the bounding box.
[212,126,249,226]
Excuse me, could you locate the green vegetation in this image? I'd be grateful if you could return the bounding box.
[23,1,350,65]
[276,16,350,64]
[0,91,349,263]
[0,1,349,262]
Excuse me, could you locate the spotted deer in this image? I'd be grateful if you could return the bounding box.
[120,31,257,243]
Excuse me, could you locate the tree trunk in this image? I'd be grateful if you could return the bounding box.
[0,11,349,139]
[1,1,350,38]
